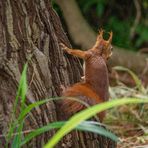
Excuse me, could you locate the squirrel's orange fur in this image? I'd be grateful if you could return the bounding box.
[60,29,113,122]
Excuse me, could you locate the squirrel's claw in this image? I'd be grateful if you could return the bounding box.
[60,43,67,50]
[60,43,71,54]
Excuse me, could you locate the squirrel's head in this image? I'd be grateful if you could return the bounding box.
[93,29,113,61]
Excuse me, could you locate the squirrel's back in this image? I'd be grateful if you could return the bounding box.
[59,29,113,122]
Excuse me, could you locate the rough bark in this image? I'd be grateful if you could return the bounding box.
[55,0,148,76]
[0,0,116,147]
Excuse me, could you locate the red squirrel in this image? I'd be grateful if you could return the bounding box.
[60,29,113,122]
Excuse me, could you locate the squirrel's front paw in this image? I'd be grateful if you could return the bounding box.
[60,43,71,54]
[60,43,68,50]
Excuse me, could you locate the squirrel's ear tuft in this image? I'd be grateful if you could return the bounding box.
[107,31,113,44]
[97,28,104,40]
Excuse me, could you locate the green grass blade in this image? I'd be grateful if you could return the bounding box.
[20,66,27,107]
[6,123,17,145]
[44,98,148,148]
[21,122,65,146]
[14,63,28,113]
[18,99,50,122]
[12,122,24,148]
[6,64,28,144]
[76,121,118,141]
[21,121,118,146]
[18,96,92,123]
[113,66,145,91]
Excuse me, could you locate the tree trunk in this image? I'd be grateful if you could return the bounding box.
[0,0,116,147]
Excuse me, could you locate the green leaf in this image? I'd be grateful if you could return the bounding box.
[44,98,148,148]
[18,99,50,122]
[7,64,28,144]
[21,121,118,146]
[12,122,24,148]
[14,63,28,113]
[77,121,118,141]
[18,96,89,123]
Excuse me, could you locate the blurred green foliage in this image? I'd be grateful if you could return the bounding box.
[53,0,148,51]
[77,0,148,51]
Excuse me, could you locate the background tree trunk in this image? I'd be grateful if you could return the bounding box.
[55,0,148,76]
[0,0,116,147]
